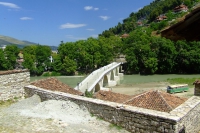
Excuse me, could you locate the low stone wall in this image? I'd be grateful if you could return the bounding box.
[0,70,30,100]
[24,85,200,133]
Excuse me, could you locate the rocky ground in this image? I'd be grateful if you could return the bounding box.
[0,95,130,133]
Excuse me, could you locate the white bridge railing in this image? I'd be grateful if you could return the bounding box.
[74,62,122,93]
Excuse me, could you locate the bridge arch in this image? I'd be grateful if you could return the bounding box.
[103,75,108,87]
[94,83,100,92]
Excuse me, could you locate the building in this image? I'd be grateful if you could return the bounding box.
[173,4,188,13]
[120,33,129,38]
[137,21,143,26]
[155,14,167,22]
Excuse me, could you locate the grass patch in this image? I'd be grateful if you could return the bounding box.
[0,99,16,107]
[85,89,93,98]
[109,123,123,130]
[166,77,200,87]
[90,113,94,117]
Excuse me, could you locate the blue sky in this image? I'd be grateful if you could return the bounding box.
[0,0,154,46]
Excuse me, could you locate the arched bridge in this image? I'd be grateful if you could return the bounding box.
[74,62,124,93]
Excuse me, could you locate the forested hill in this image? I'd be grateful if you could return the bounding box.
[99,0,199,37]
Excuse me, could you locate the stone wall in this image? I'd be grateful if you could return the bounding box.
[0,70,30,100]
[193,80,200,96]
[24,85,200,133]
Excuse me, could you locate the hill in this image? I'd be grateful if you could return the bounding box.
[99,0,199,38]
[0,35,58,50]
[0,35,37,48]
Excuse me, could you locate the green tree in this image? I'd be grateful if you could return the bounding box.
[0,48,8,70]
[22,45,51,76]
[4,45,19,70]
[51,54,62,73]
[22,45,37,75]
[62,56,77,75]
[35,45,51,75]
[155,38,176,74]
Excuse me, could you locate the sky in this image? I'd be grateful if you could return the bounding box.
[0,0,154,46]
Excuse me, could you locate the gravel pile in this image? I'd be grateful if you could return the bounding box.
[0,95,130,133]
[30,77,83,96]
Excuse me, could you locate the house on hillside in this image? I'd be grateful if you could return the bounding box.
[0,45,6,51]
[155,14,167,22]
[173,4,188,13]
[137,21,143,26]
[120,33,129,38]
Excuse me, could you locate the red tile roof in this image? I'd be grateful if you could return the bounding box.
[95,90,187,112]
[121,33,129,38]
[124,90,187,112]
[173,4,188,12]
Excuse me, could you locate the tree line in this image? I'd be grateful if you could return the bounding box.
[122,30,200,74]
[1,33,200,76]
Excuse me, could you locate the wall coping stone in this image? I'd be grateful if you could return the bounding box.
[25,84,199,123]
[0,69,29,75]
[170,96,200,118]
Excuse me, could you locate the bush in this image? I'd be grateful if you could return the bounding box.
[51,71,61,76]
[43,72,51,76]
[85,89,93,98]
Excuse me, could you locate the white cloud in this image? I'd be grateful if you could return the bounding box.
[0,2,20,9]
[99,16,110,21]
[84,6,99,11]
[20,17,33,20]
[84,6,93,11]
[87,29,95,31]
[60,23,86,29]
[94,8,99,11]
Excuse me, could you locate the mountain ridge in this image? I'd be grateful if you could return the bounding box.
[0,35,37,46]
[0,35,58,50]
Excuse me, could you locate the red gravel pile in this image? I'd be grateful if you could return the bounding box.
[94,90,134,103]
[31,77,83,96]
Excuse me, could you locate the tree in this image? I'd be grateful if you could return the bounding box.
[22,45,51,76]
[22,45,37,75]
[0,48,8,70]
[4,45,19,70]
[51,54,62,73]
[156,38,176,74]
[62,56,77,75]
[35,45,51,75]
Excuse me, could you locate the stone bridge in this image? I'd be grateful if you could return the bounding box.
[74,62,124,93]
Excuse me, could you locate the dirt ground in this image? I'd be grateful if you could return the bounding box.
[111,82,194,98]
[0,95,130,133]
